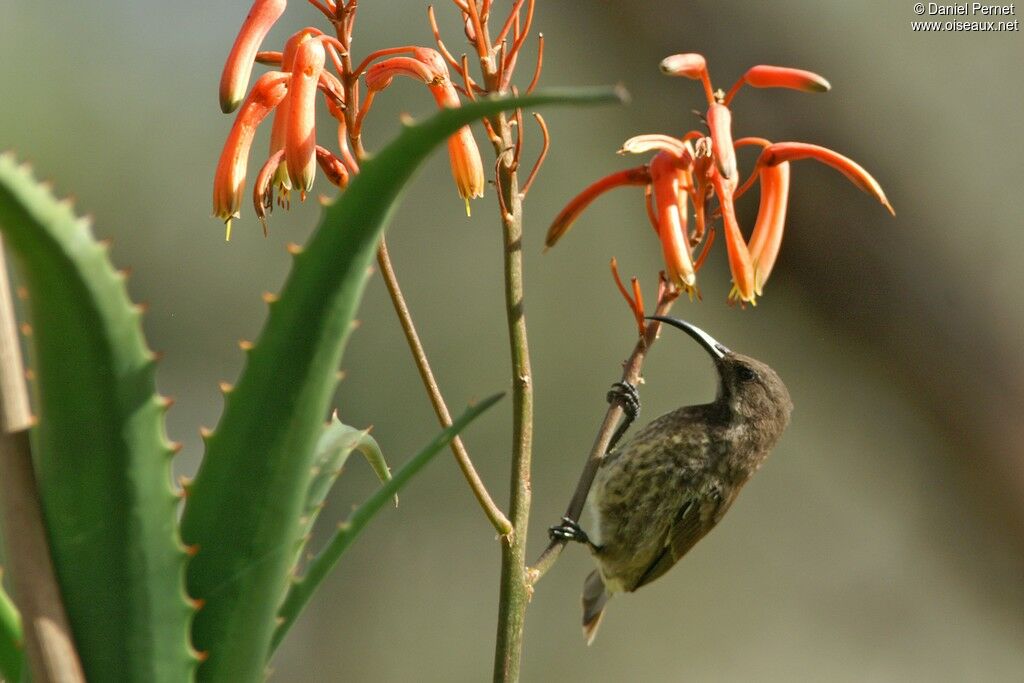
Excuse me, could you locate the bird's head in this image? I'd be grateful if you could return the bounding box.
[647,316,793,432]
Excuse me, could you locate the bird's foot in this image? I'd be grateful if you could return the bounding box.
[606,381,640,422]
[549,516,601,552]
[606,381,640,452]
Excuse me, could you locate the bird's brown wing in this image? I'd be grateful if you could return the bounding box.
[630,485,737,591]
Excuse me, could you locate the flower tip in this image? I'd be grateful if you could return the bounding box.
[659,53,707,79]
[219,90,244,115]
[218,0,288,114]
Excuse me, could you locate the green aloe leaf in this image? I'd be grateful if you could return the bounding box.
[293,415,393,570]
[0,153,196,682]
[180,87,623,682]
[270,393,502,654]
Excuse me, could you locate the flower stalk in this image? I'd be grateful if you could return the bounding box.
[549,53,893,306]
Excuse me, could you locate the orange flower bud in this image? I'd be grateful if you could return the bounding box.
[213,72,289,239]
[659,53,707,79]
[706,103,737,181]
[269,30,324,196]
[660,53,714,103]
[760,142,894,215]
[741,65,830,93]
[315,146,350,189]
[285,38,326,194]
[219,0,288,113]
[545,167,651,249]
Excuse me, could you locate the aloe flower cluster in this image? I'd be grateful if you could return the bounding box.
[212,0,489,239]
[547,53,894,305]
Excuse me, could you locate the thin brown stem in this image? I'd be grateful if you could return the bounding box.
[0,238,85,683]
[503,0,533,75]
[375,239,512,535]
[519,113,548,197]
[495,0,525,44]
[351,46,417,81]
[460,55,479,99]
[528,291,677,584]
[524,34,543,95]
[494,40,508,96]
[463,0,489,59]
[511,105,524,171]
[307,0,335,21]
[428,5,465,73]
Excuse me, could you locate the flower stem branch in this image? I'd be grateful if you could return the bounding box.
[375,238,512,535]
[489,112,533,683]
[527,292,676,584]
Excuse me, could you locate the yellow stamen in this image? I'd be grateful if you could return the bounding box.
[225,219,233,242]
[465,196,471,217]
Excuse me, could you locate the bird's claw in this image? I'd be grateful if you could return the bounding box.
[606,381,640,423]
[549,516,592,545]
[605,381,640,452]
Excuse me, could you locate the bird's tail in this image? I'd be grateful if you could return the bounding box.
[582,569,611,645]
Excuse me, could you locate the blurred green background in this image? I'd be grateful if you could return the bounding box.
[2,1,1023,680]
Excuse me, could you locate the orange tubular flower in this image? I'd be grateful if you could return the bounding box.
[706,103,737,182]
[745,162,790,298]
[219,0,288,113]
[711,169,756,303]
[724,65,831,104]
[548,52,893,306]
[545,167,652,248]
[757,142,895,215]
[213,71,289,240]
[285,38,327,195]
[268,29,323,201]
[365,47,485,210]
[649,152,696,288]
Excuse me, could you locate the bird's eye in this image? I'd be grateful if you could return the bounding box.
[737,366,758,382]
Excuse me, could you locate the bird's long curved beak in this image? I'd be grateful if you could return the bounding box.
[646,316,730,360]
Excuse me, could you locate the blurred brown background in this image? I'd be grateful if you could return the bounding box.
[2,0,1022,680]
